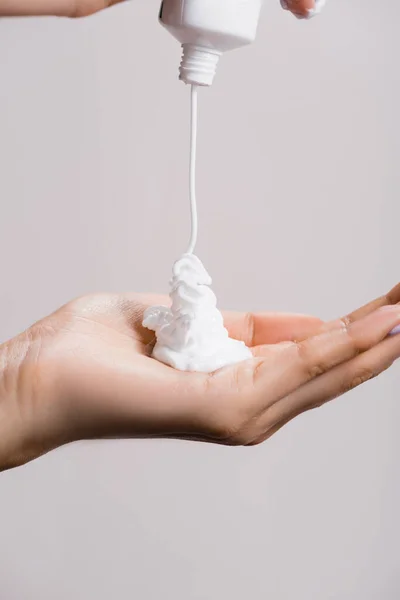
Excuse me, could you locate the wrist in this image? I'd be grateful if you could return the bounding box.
[0,335,65,471]
[0,340,27,471]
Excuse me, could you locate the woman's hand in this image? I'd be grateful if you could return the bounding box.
[0,0,124,17]
[1,284,399,472]
[0,0,326,18]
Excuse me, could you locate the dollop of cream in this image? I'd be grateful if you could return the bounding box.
[143,254,252,373]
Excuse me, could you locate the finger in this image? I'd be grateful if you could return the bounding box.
[249,283,400,352]
[298,283,400,341]
[254,306,400,400]
[254,328,400,442]
[124,282,400,349]
[73,0,125,17]
[123,293,323,348]
[0,0,75,15]
[223,311,323,347]
[340,282,400,326]
[252,340,293,358]
[249,283,400,353]
[280,0,326,19]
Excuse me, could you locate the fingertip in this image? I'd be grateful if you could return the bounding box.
[281,0,326,20]
[389,324,400,337]
[359,305,400,341]
[386,282,400,305]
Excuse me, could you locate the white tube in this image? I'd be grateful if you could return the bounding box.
[159,0,264,86]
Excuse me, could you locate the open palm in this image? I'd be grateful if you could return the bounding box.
[2,284,398,471]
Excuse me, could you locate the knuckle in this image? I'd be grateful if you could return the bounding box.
[296,316,364,383]
[386,283,400,305]
[65,293,119,316]
[345,368,376,393]
[251,359,267,387]
[71,0,95,17]
[339,319,360,354]
[295,342,327,380]
[308,363,326,379]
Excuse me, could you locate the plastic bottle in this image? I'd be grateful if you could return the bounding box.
[159,0,264,86]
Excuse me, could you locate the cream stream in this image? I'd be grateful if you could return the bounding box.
[143,85,252,372]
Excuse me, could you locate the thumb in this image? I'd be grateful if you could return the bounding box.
[280,0,327,20]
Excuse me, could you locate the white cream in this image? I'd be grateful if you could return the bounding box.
[143,85,252,372]
[143,254,252,372]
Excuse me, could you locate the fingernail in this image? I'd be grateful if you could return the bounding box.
[389,325,400,336]
[280,0,289,10]
[307,0,327,19]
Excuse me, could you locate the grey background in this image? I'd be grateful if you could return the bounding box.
[0,0,399,598]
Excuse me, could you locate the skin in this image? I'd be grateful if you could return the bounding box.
[1,285,400,472]
[1,0,398,472]
[0,0,317,18]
